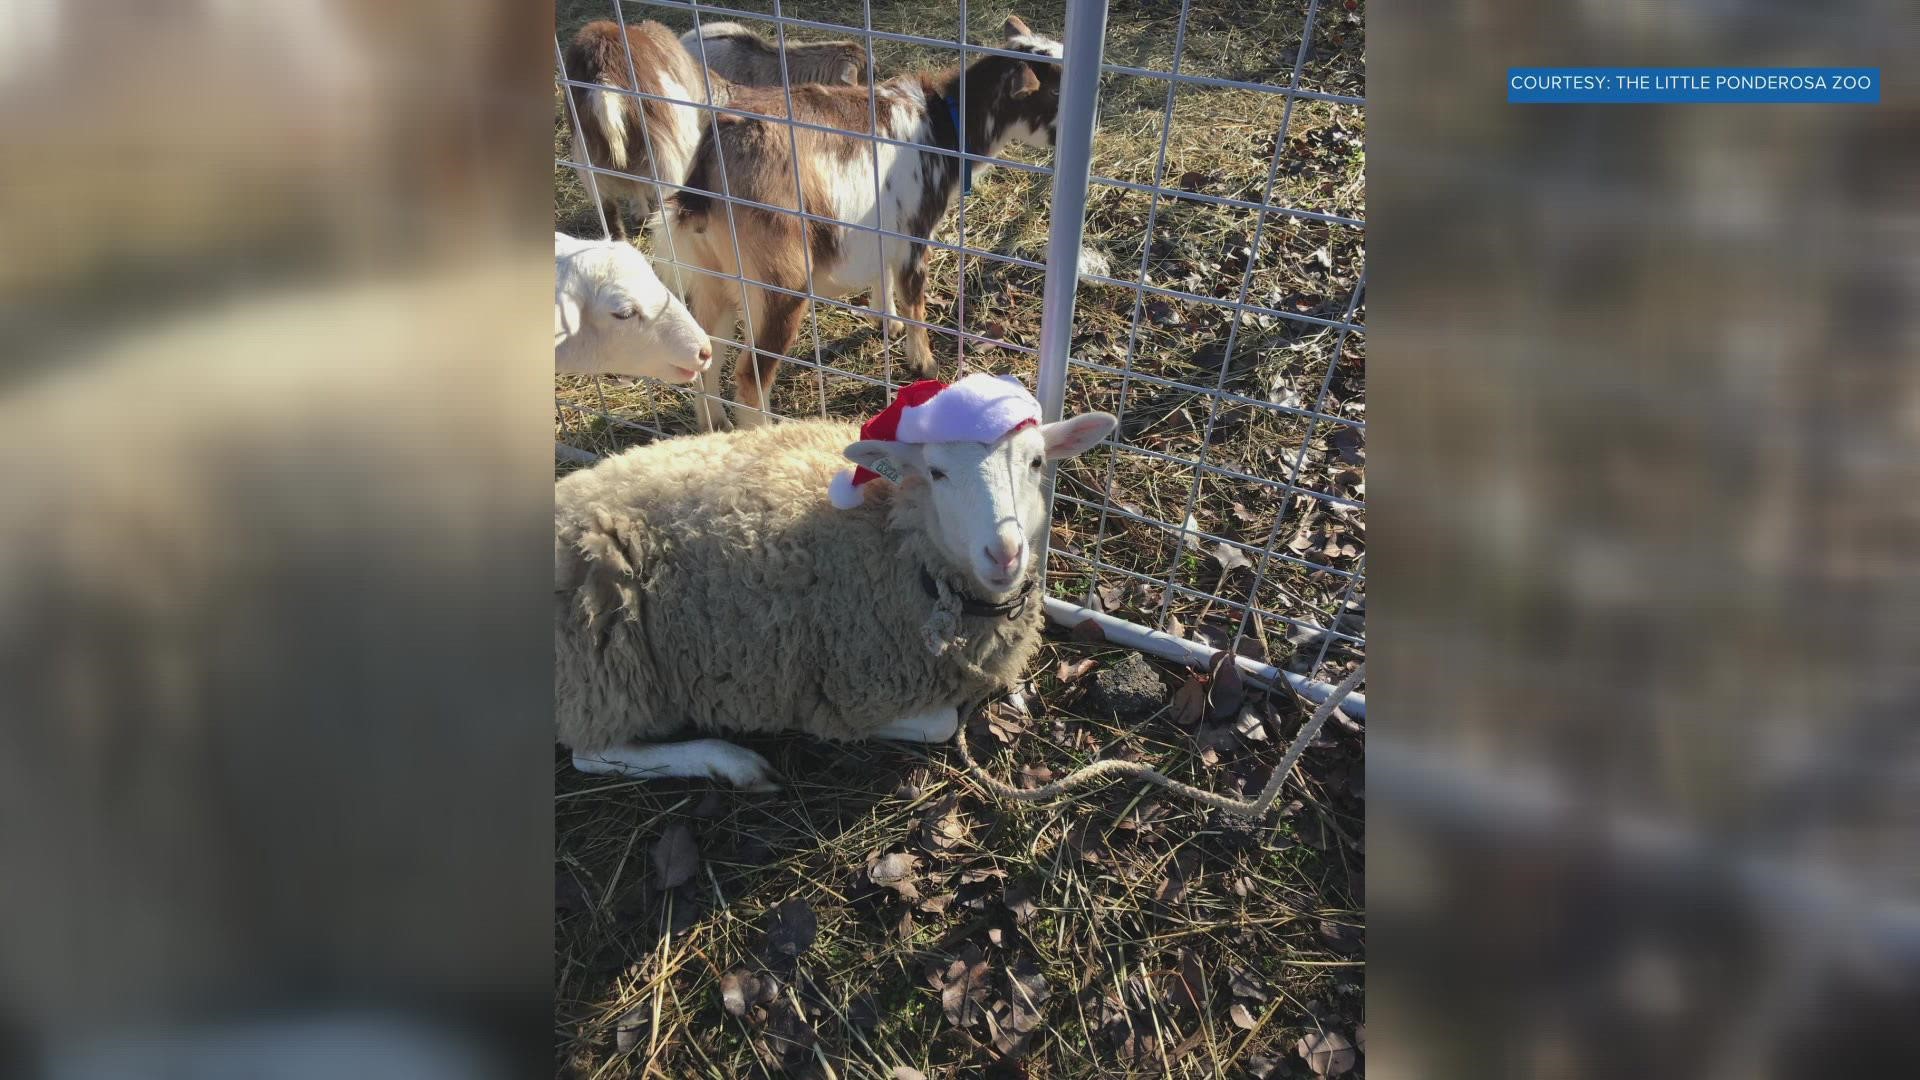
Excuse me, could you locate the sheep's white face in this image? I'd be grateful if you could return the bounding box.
[554,242,713,383]
[847,411,1117,597]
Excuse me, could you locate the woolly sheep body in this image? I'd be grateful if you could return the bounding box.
[679,22,864,87]
[553,421,1043,753]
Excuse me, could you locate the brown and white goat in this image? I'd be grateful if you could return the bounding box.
[666,16,1064,430]
[680,21,864,88]
[563,19,724,241]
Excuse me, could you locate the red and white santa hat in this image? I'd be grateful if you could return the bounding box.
[828,373,1043,509]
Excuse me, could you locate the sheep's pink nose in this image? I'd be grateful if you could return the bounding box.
[985,532,1025,573]
[696,343,713,367]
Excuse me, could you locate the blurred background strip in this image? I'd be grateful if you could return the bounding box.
[1370,1,1919,1077]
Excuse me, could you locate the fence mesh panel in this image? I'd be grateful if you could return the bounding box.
[555,0,1365,693]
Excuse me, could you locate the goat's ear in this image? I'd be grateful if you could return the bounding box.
[1040,412,1117,460]
[1010,61,1042,98]
[1003,15,1032,38]
[837,56,861,85]
[844,440,924,482]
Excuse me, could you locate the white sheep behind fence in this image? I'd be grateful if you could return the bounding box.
[554,231,711,382]
[680,21,864,88]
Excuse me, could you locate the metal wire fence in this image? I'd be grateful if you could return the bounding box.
[555,0,1366,708]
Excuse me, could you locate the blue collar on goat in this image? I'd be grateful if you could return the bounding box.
[946,95,973,196]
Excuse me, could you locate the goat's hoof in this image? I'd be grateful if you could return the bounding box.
[706,745,779,791]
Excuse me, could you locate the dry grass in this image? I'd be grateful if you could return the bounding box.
[556,641,1365,1079]
[554,2,1365,1076]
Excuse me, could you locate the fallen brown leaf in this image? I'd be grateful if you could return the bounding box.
[1055,657,1098,686]
[1170,674,1209,727]
[987,956,1051,1055]
[1208,540,1253,573]
[1015,763,1055,790]
[1244,1053,1282,1078]
[1298,1029,1357,1076]
[1155,847,1201,905]
[613,1003,647,1054]
[764,898,817,959]
[1318,919,1362,954]
[922,795,970,852]
[651,824,699,891]
[1170,949,1206,1015]
[1003,881,1039,926]
[1229,966,1270,1002]
[868,851,922,901]
[691,789,726,820]
[936,945,993,1027]
[1207,649,1247,721]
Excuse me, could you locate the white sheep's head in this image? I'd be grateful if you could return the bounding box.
[554,236,712,383]
[845,410,1117,597]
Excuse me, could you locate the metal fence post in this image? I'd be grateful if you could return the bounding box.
[1033,0,1109,425]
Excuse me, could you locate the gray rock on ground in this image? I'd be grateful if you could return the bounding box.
[1088,653,1167,719]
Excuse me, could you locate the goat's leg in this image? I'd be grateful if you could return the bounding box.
[686,286,738,432]
[571,739,778,790]
[871,277,897,336]
[897,244,935,378]
[571,120,623,241]
[732,291,805,429]
[868,705,960,743]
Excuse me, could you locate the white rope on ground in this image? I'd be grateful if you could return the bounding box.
[954,661,1365,819]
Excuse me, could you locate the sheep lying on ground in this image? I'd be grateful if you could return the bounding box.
[554,377,1117,788]
[554,231,711,382]
[680,21,864,88]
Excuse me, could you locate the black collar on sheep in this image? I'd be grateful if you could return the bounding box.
[919,568,1036,619]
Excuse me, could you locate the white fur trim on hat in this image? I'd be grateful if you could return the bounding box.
[894,373,1041,445]
[827,468,864,509]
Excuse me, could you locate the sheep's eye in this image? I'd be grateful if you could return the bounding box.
[1029,455,1044,470]
[610,304,638,320]
[928,467,948,481]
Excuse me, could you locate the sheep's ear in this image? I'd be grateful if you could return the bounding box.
[1010,61,1042,98]
[844,440,924,483]
[556,290,583,336]
[1003,15,1032,38]
[1040,412,1117,460]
